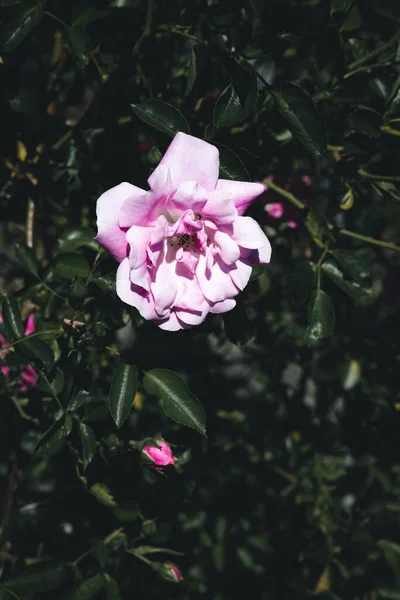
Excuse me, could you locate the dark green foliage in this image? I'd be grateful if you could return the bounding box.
[1,1,400,599]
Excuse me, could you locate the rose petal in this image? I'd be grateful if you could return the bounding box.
[116,259,157,320]
[196,254,238,303]
[209,298,236,314]
[202,191,237,225]
[24,314,35,336]
[215,180,266,216]
[229,259,252,291]
[157,311,186,331]
[150,132,219,192]
[213,231,240,265]
[96,182,145,262]
[232,216,269,249]
[126,225,151,269]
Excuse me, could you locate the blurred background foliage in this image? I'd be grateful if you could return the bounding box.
[1,0,400,598]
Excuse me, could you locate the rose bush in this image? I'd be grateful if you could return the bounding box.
[95,132,270,330]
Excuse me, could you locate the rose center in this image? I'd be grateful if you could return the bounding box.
[169,234,195,250]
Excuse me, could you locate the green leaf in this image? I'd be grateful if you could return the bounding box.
[91,539,109,568]
[330,250,371,284]
[15,243,40,278]
[72,4,111,27]
[217,145,250,181]
[133,545,184,556]
[34,416,72,459]
[377,589,400,599]
[378,540,400,588]
[143,369,206,436]
[53,253,91,280]
[79,422,97,469]
[90,482,116,507]
[305,289,335,344]
[250,264,265,281]
[1,295,23,340]
[271,83,327,160]
[131,100,190,137]
[369,0,400,21]
[71,573,105,600]
[0,3,44,53]
[185,45,197,97]
[214,63,258,129]
[244,0,265,29]
[67,26,91,68]
[109,363,138,428]
[104,574,121,600]
[18,337,55,368]
[68,390,90,412]
[322,260,374,302]
[2,563,66,594]
[304,210,331,248]
[36,368,64,396]
[57,227,98,253]
[286,262,316,308]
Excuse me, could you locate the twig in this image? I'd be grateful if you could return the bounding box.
[263,177,306,210]
[358,168,400,183]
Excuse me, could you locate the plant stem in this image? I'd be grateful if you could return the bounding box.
[51,129,72,152]
[263,177,306,210]
[358,168,400,183]
[316,247,328,289]
[133,0,155,54]
[3,330,60,351]
[169,28,206,44]
[348,28,400,71]
[44,10,69,29]
[339,229,400,253]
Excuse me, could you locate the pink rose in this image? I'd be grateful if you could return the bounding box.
[0,314,37,392]
[95,132,271,331]
[142,440,175,467]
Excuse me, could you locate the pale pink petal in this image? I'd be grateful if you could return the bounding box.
[147,164,173,195]
[24,314,35,336]
[119,190,159,229]
[202,191,237,225]
[209,298,236,314]
[265,202,284,219]
[151,132,219,192]
[232,216,268,249]
[166,181,207,220]
[143,440,175,465]
[19,365,37,391]
[288,220,298,229]
[196,254,238,303]
[251,238,272,264]
[229,260,252,291]
[215,180,266,216]
[95,182,144,262]
[214,231,240,265]
[151,252,178,317]
[116,259,157,320]
[126,225,151,269]
[1,363,10,377]
[130,263,151,292]
[175,306,209,326]
[157,311,185,331]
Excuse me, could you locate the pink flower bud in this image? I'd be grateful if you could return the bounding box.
[265,202,284,219]
[163,563,183,583]
[142,440,175,467]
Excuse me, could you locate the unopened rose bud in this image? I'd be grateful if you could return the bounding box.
[158,563,183,583]
[142,440,175,467]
